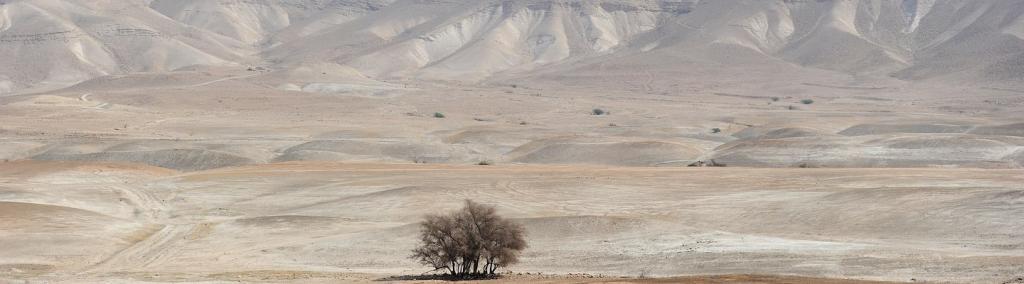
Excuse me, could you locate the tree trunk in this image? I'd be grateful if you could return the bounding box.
[483,257,493,275]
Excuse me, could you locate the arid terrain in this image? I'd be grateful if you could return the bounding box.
[2,162,1023,283]
[1,0,1024,283]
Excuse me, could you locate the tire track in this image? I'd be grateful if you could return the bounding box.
[77,178,192,275]
[108,183,167,220]
[80,224,195,273]
[187,73,262,88]
[643,70,655,93]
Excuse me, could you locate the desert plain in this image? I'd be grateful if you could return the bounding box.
[1,0,1024,283]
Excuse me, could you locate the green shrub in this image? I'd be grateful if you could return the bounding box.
[434,112,446,118]
[800,99,815,105]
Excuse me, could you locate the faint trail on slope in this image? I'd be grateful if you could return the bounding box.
[80,224,195,273]
[187,73,262,88]
[643,70,655,93]
[76,178,191,275]
[108,183,168,220]
[76,93,110,110]
[77,92,115,108]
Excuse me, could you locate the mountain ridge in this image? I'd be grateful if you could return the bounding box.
[0,0,1022,94]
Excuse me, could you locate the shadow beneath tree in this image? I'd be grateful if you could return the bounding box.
[375,274,503,282]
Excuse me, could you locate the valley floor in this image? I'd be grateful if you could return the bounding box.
[1,61,1023,284]
[1,161,1021,283]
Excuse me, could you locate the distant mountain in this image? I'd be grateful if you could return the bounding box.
[0,0,1021,93]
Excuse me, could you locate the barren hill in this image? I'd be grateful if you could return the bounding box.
[0,0,1022,170]
[1,0,1022,93]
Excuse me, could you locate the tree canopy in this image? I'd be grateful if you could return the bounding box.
[411,200,527,278]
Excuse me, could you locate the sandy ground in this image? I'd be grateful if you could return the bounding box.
[2,1,1024,283]
[1,66,1023,170]
[0,161,1021,283]
[0,62,1021,284]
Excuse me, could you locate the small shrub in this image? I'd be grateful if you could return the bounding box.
[592,108,606,115]
[711,128,721,134]
[771,97,780,102]
[477,160,492,166]
[434,112,446,118]
[797,163,817,168]
[638,268,651,279]
[800,99,814,105]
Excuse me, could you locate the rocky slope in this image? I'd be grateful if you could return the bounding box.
[0,0,1022,93]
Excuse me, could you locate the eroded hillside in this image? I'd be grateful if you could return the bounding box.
[1,0,1022,93]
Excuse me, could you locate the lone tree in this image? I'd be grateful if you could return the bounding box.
[411,200,527,278]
